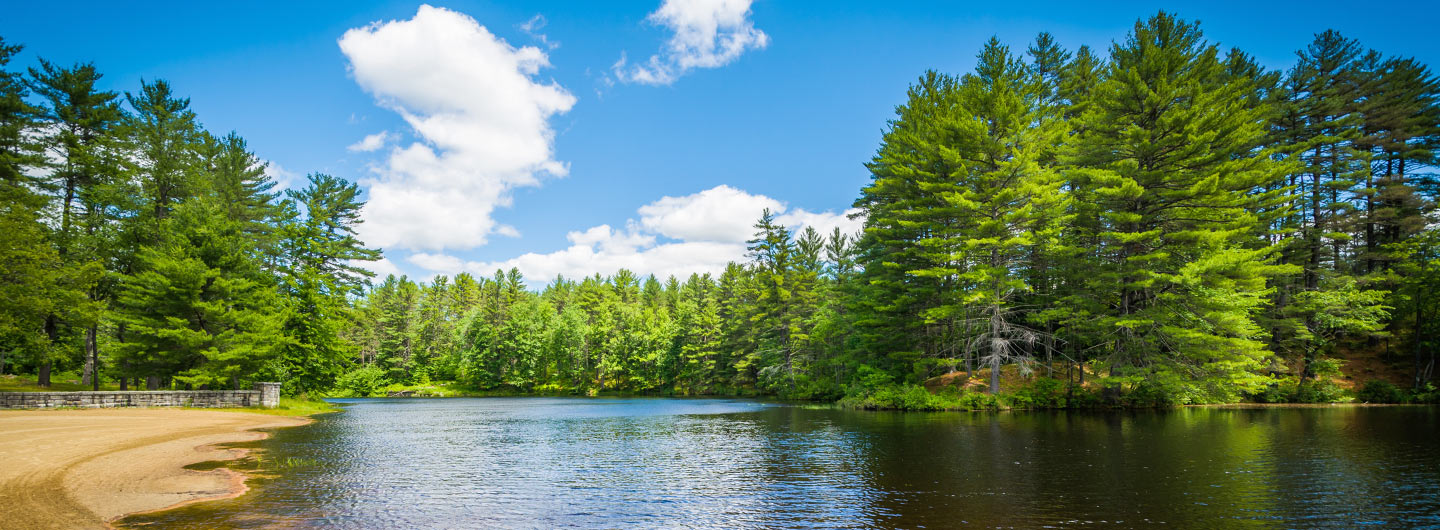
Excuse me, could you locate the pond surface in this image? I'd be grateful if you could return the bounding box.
[122,399,1440,528]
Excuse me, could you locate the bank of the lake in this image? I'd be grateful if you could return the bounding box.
[0,408,316,529]
[123,397,1440,529]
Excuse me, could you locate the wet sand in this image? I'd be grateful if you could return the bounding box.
[0,408,308,529]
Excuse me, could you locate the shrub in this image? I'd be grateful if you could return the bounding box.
[957,391,1001,410]
[1356,380,1406,404]
[1120,381,1177,407]
[1413,383,1440,404]
[1012,378,1068,409]
[335,365,390,397]
[1293,379,1347,403]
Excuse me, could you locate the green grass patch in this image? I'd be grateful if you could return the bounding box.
[179,396,340,417]
[242,396,340,416]
[839,378,1098,411]
[0,373,121,392]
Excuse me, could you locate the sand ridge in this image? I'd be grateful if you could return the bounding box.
[0,408,309,529]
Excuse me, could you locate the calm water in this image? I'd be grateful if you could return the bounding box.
[122,399,1440,528]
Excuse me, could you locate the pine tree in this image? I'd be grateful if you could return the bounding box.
[852,71,968,380]
[126,79,201,231]
[1068,12,1294,402]
[27,59,128,388]
[113,194,283,389]
[1284,31,1368,286]
[271,173,380,393]
[940,38,1070,393]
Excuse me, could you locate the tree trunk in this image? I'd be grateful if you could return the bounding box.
[1417,260,1429,390]
[40,313,59,387]
[966,349,974,380]
[119,375,127,391]
[1307,163,1322,290]
[146,375,160,390]
[87,326,99,391]
[82,326,97,387]
[1365,170,1375,273]
[989,358,1000,395]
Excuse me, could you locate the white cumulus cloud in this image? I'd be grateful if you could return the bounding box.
[638,184,782,243]
[262,160,300,191]
[614,0,769,85]
[356,256,406,280]
[346,130,393,152]
[408,252,465,272]
[416,185,862,286]
[339,5,576,252]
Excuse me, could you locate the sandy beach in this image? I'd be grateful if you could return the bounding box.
[0,408,309,529]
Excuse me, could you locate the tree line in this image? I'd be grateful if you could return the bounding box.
[3,12,1437,405]
[338,13,1439,404]
[334,218,856,397]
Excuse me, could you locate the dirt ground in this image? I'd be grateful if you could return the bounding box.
[0,408,307,529]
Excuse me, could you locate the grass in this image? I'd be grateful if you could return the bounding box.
[0,373,121,392]
[226,396,340,417]
[375,380,484,397]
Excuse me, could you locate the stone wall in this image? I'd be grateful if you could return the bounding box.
[0,382,282,409]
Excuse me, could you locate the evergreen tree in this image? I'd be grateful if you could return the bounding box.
[1068,13,1294,402]
[126,79,201,231]
[935,38,1070,393]
[27,59,128,388]
[113,195,283,388]
[274,173,380,393]
[852,71,967,381]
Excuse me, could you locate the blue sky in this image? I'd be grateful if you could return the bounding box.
[5,1,1437,285]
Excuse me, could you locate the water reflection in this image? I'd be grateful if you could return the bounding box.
[121,401,1440,529]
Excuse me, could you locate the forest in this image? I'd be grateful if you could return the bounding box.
[1,12,1437,408]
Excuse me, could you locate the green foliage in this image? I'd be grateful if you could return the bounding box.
[3,14,1439,405]
[839,384,964,411]
[1412,383,1440,404]
[839,378,1101,411]
[335,365,390,397]
[1356,380,1406,404]
[239,395,339,417]
[1011,378,1069,408]
[273,173,380,394]
[113,195,285,389]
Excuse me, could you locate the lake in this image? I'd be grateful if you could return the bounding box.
[121,398,1440,528]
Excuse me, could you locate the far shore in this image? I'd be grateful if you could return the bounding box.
[0,408,309,529]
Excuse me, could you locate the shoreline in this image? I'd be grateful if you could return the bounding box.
[0,408,311,529]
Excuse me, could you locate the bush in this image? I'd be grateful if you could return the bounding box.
[1356,380,1406,403]
[1413,383,1440,404]
[1253,382,1290,404]
[335,365,390,397]
[1012,378,1069,408]
[1292,379,1347,403]
[1249,377,1350,404]
[1119,381,1177,407]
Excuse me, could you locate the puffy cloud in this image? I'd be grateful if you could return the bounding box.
[638,184,782,243]
[262,160,300,191]
[408,252,464,272]
[339,5,576,252]
[346,130,393,152]
[417,185,863,286]
[614,0,768,85]
[776,208,865,239]
[356,256,406,280]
